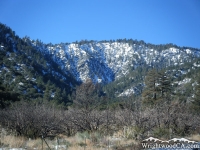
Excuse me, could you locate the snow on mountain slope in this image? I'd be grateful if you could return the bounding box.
[33,41,200,84]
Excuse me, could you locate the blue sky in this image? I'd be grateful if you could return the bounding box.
[0,0,200,48]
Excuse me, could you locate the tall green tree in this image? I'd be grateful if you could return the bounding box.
[43,80,52,101]
[54,87,62,104]
[157,70,172,102]
[142,69,160,106]
[142,69,172,106]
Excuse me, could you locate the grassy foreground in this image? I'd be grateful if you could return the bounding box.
[1,130,200,150]
[0,127,140,150]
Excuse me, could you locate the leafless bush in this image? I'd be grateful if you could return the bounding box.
[1,80,199,141]
[0,101,64,138]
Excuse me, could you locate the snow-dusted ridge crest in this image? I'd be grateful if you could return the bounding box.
[143,137,198,143]
[29,39,200,84]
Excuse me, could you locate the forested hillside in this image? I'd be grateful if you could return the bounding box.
[0,23,77,108]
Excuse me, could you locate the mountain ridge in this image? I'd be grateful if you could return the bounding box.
[23,37,200,84]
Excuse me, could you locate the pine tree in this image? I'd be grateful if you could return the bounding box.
[142,69,160,106]
[157,70,172,102]
[54,87,62,104]
[142,69,172,106]
[43,80,51,101]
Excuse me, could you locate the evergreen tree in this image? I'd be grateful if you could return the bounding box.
[43,80,51,101]
[157,70,172,101]
[142,69,172,106]
[54,87,62,104]
[142,69,159,106]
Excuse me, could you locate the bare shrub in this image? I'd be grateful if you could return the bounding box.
[0,101,64,138]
